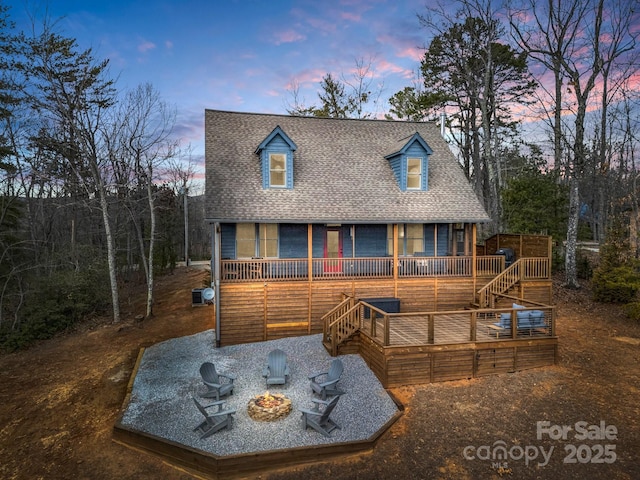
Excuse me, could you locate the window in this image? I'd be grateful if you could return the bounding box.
[236,223,256,258]
[387,224,424,255]
[257,127,296,189]
[407,157,422,190]
[236,223,279,258]
[259,224,278,257]
[387,225,394,255]
[405,224,424,254]
[269,153,286,187]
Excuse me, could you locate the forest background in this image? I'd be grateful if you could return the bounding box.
[1,0,639,350]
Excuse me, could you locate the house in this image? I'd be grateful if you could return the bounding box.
[204,110,556,386]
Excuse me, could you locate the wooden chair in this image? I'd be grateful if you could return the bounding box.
[262,349,290,386]
[199,362,236,400]
[192,397,236,439]
[309,359,345,400]
[299,395,341,437]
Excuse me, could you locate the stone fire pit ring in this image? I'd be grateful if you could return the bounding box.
[247,392,292,422]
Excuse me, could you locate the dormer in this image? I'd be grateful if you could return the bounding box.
[385,132,432,191]
[255,126,297,189]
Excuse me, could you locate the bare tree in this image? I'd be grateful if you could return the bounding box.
[164,148,198,266]
[116,83,177,318]
[21,20,123,320]
[510,0,638,288]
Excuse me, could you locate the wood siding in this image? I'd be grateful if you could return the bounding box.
[354,334,557,388]
[218,277,553,346]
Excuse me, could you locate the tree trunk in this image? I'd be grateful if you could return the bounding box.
[565,178,580,288]
[146,180,155,318]
[98,185,121,323]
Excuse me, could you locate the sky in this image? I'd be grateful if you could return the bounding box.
[4,0,433,183]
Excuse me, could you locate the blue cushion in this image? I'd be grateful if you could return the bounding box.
[498,309,546,330]
[498,313,511,327]
[529,310,545,326]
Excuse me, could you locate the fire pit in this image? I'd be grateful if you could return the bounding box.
[247,391,292,422]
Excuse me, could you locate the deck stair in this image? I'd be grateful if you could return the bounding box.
[321,296,362,355]
[476,259,523,308]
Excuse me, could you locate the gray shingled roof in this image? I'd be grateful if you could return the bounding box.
[204,110,490,224]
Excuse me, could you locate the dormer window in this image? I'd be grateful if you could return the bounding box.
[269,153,287,187]
[407,158,423,190]
[256,126,297,190]
[385,132,432,192]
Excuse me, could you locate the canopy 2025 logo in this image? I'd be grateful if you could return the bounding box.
[462,420,617,469]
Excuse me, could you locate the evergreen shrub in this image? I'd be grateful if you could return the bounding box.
[592,262,640,303]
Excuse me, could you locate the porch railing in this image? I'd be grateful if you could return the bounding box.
[221,255,507,282]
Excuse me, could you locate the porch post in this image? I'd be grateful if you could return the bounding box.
[307,224,313,281]
[472,223,477,293]
[393,224,399,296]
[212,222,221,347]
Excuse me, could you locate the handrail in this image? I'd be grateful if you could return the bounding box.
[478,260,521,308]
[476,257,550,308]
[326,303,361,356]
[321,295,355,346]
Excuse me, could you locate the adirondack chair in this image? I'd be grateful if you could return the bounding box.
[308,358,345,400]
[262,349,290,386]
[199,362,236,400]
[299,395,341,437]
[192,397,236,439]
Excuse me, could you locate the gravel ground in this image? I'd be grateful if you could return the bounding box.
[118,331,400,456]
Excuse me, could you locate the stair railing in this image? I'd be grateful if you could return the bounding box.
[477,260,522,308]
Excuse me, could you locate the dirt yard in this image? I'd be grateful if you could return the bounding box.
[0,266,638,480]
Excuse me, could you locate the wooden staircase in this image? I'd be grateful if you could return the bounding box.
[476,259,523,308]
[321,295,362,356]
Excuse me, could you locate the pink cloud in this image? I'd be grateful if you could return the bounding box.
[377,33,424,62]
[138,40,156,53]
[341,11,362,21]
[397,46,423,62]
[291,7,337,35]
[273,29,306,45]
[376,59,409,75]
[286,68,327,89]
[245,68,266,78]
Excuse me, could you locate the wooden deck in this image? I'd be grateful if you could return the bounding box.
[354,331,558,388]
[328,304,558,388]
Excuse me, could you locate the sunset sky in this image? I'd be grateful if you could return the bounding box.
[5,0,432,178]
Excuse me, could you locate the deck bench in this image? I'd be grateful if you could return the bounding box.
[489,304,547,337]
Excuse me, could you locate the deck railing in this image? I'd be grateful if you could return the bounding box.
[358,304,556,347]
[322,298,556,352]
[221,255,507,282]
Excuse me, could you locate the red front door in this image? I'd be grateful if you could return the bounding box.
[324,228,343,273]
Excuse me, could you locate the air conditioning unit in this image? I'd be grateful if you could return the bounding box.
[192,287,215,307]
[192,288,204,306]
